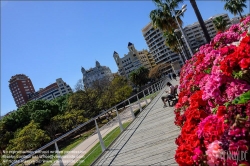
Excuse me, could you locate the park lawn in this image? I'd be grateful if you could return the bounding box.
[130,91,159,105]
[74,122,131,166]
[140,92,159,100]
[41,129,95,166]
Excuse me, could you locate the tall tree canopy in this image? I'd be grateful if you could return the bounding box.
[213,16,228,32]
[150,0,184,33]
[6,120,50,152]
[129,66,149,88]
[223,0,247,18]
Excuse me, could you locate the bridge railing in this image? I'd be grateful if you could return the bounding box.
[10,77,169,166]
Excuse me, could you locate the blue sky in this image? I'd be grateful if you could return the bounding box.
[1,1,249,116]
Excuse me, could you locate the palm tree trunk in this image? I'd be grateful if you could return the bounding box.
[190,0,211,43]
[238,10,243,19]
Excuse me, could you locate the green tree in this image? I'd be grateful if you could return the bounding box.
[190,0,211,43]
[0,121,13,155]
[68,89,100,118]
[213,16,228,32]
[129,66,149,88]
[112,75,133,103]
[1,100,60,132]
[30,109,53,127]
[164,30,181,53]
[150,0,188,55]
[53,94,71,113]
[6,120,50,151]
[51,110,87,133]
[98,75,132,109]
[223,0,247,19]
[150,0,184,33]
[149,63,171,79]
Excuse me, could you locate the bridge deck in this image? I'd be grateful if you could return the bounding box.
[93,79,180,165]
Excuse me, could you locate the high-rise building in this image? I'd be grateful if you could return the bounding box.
[142,23,183,74]
[28,78,72,101]
[113,42,144,78]
[81,61,114,88]
[142,13,231,72]
[230,16,241,25]
[183,13,231,52]
[9,74,35,107]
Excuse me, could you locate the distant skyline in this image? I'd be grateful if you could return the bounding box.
[1,1,250,116]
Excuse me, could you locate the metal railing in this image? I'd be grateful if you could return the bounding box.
[10,77,169,166]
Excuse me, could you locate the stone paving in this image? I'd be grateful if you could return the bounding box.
[93,79,180,165]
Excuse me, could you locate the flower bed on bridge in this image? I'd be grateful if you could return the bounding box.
[174,16,250,166]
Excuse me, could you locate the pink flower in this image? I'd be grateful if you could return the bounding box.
[225,79,250,101]
[206,140,224,166]
[197,115,224,144]
[192,147,205,164]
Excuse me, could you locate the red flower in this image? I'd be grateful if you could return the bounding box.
[239,58,250,69]
[189,90,207,109]
[217,105,227,118]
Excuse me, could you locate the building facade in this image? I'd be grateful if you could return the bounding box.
[81,61,113,88]
[28,78,72,101]
[142,13,231,72]
[9,74,35,107]
[113,42,144,78]
[142,22,184,74]
[183,13,231,52]
[230,16,241,25]
[138,49,156,70]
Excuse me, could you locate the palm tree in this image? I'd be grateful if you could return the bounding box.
[150,0,184,33]
[190,0,211,43]
[150,0,187,61]
[164,30,186,62]
[213,16,228,32]
[223,0,247,19]
[129,67,149,88]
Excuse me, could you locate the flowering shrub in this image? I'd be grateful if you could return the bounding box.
[174,16,250,166]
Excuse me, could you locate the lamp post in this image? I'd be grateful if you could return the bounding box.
[175,34,187,63]
[172,5,193,58]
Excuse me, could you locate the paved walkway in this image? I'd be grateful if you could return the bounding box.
[52,99,151,166]
[93,79,180,165]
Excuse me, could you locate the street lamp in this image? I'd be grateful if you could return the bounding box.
[176,34,187,63]
[171,5,193,58]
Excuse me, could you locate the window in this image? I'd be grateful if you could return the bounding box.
[54,92,60,96]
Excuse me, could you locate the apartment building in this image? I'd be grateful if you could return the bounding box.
[138,49,156,70]
[9,74,35,107]
[81,61,114,88]
[230,16,241,25]
[142,13,231,70]
[142,23,183,74]
[183,13,231,52]
[28,78,72,101]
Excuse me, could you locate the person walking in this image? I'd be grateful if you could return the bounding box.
[172,73,177,81]
[168,73,172,80]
